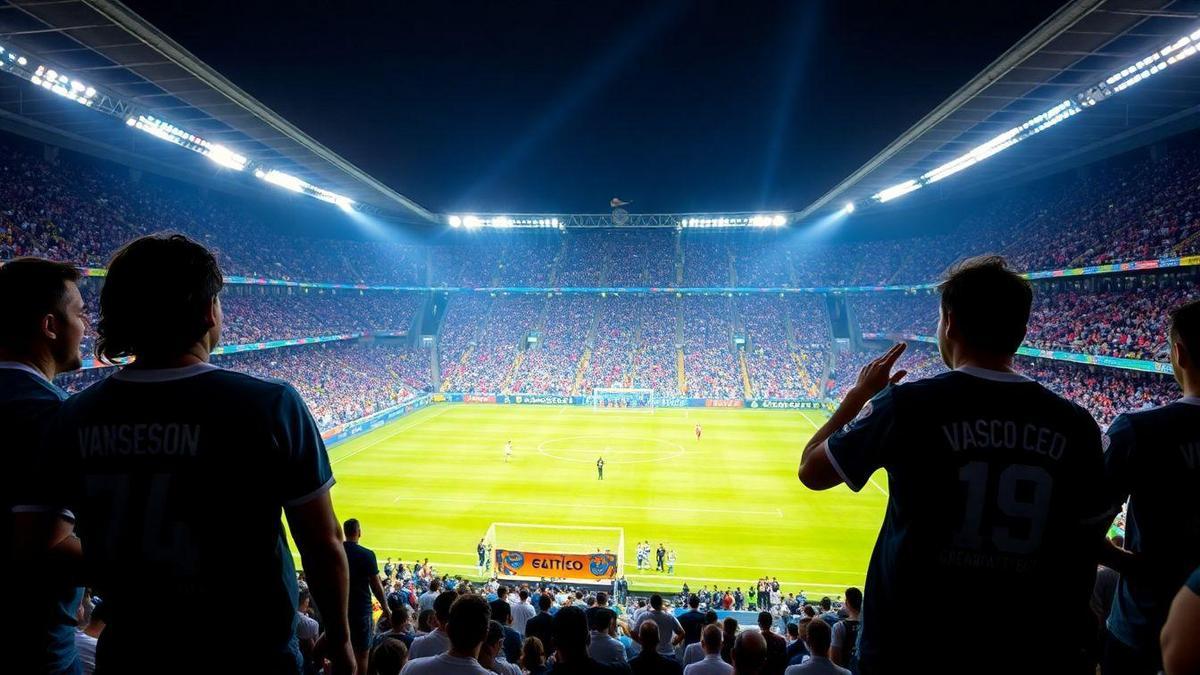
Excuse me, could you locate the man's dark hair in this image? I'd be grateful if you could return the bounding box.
[638,618,660,648]
[937,255,1032,355]
[757,611,773,631]
[97,234,223,362]
[820,597,832,610]
[430,578,442,592]
[433,590,457,624]
[0,257,79,352]
[486,620,504,646]
[1170,299,1200,365]
[786,622,799,638]
[650,594,663,610]
[589,607,614,632]
[596,591,607,606]
[368,637,407,675]
[519,589,529,601]
[490,598,512,624]
[497,585,508,597]
[702,623,722,652]
[417,609,434,633]
[344,519,361,537]
[844,587,862,612]
[446,594,490,652]
[551,605,589,653]
[805,617,832,655]
[688,593,700,609]
[538,593,553,611]
[705,610,718,624]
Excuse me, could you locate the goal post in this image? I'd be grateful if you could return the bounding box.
[484,522,624,582]
[590,387,656,412]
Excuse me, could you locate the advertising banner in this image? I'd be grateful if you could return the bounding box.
[494,549,619,581]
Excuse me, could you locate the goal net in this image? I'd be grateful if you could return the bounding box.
[590,387,656,412]
[482,522,624,582]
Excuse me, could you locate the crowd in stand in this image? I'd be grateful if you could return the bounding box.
[511,296,594,395]
[682,297,742,399]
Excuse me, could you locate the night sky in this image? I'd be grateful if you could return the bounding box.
[124,1,1065,215]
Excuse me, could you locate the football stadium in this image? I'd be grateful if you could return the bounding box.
[2,1,1200,673]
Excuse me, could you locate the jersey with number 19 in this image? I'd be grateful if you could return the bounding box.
[48,362,334,671]
[823,366,1109,669]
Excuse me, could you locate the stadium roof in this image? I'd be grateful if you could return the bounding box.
[0,0,436,223]
[797,0,1200,221]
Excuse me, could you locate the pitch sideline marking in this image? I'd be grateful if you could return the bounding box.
[390,494,782,518]
[330,404,453,466]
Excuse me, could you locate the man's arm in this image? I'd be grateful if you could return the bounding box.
[798,343,907,490]
[370,570,391,623]
[1162,580,1200,675]
[287,491,354,675]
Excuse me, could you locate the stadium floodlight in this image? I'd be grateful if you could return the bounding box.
[842,202,855,214]
[463,215,483,229]
[868,24,1200,207]
[448,215,463,228]
[257,169,305,193]
[130,114,248,171]
[493,216,514,229]
[772,214,787,227]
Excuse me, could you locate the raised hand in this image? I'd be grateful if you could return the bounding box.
[852,342,908,399]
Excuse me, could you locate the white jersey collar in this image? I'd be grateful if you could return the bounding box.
[112,361,220,383]
[0,360,51,383]
[955,365,1032,383]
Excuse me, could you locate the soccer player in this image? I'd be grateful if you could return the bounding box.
[43,235,354,673]
[695,423,702,441]
[1,258,87,675]
[505,440,513,463]
[597,456,605,480]
[1101,299,1200,674]
[796,256,1110,672]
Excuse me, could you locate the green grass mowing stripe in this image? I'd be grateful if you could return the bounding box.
[316,404,886,593]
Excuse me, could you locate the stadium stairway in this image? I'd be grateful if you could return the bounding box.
[571,349,591,395]
[676,348,686,395]
[739,351,753,398]
[502,351,525,392]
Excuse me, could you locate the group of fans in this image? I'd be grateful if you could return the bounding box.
[4,240,1199,674]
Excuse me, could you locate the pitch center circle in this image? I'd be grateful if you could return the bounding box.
[537,434,685,465]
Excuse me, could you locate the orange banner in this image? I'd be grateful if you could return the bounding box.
[494,549,618,580]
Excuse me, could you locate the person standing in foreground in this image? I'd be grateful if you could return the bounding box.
[1101,299,1200,674]
[797,256,1111,673]
[44,234,353,674]
[345,518,391,673]
[0,258,87,675]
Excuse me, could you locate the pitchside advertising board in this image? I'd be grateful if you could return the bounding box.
[441,392,828,409]
[495,549,619,581]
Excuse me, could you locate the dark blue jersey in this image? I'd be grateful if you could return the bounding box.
[1103,397,1200,650]
[0,363,83,675]
[48,362,334,671]
[345,540,380,622]
[824,367,1109,668]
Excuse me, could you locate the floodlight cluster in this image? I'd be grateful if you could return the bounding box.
[126,115,248,171]
[860,23,1200,210]
[30,65,97,107]
[679,214,787,229]
[253,169,354,211]
[447,215,564,230]
[0,40,356,213]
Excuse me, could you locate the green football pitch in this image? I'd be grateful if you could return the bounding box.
[314,403,888,595]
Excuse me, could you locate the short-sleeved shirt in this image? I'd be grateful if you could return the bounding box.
[823,367,1109,668]
[1103,397,1200,650]
[1,363,84,675]
[637,609,683,656]
[345,541,380,622]
[45,362,334,670]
